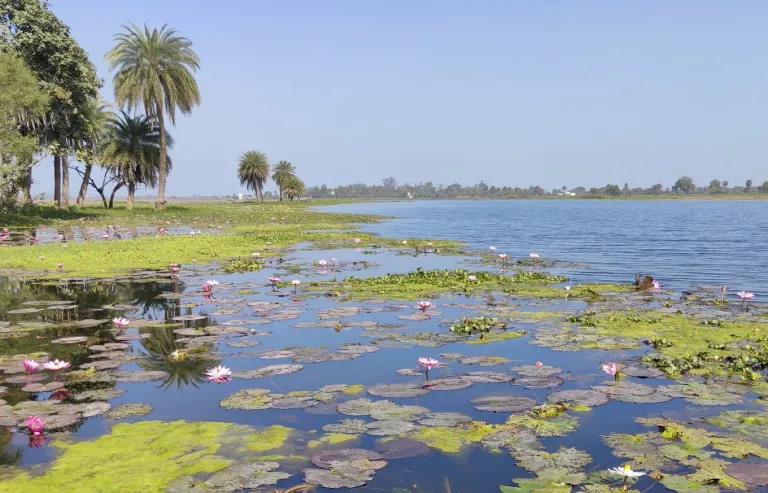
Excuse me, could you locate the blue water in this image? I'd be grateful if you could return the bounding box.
[321,199,768,294]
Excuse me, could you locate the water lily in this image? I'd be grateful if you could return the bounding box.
[206,280,220,286]
[489,246,496,251]
[251,252,261,257]
[268,276,280,291]
[534,361,544,367]
[23,359,40,372]
[601,362,619,379]
[354,238,361,244]
[418,357,439,370]
[25,416,45,435]
[170,349,188,362]
[318,259,327,267]
[737,291,755,311]
[498,253,508,266]
[330,258,337,265]
[652,280,661,290]
[38,256,44,260]
[402,240,408,245]
[43,359,71,371]
[608,464,646,488]
[292,279,301,293]
[206,365,232,383]
[565,286,571,291]
[467,275,477,281]
[529,252,539,259]
[112,317,129,328]
[417,301,432,311]
[355,248,361,252]
[202,283,212,293]
[50,388,72,400]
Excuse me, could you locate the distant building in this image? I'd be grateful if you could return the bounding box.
[237,193,244,200]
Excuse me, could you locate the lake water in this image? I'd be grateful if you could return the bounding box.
[322,199,768,294]
[1,201,767,492]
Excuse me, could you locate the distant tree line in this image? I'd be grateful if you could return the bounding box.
[305,176,768,199]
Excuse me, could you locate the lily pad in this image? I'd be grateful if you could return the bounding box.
[422,376,473,391]
[726,463,768,486]
[511,365,562,377]
[73,388,126,401]
[459,356,511,367]
[113,370,169,383]
[233,364,304,379]
[512,375,564,389]
[337,398,375,416]
[369,401,429,421]
[310,448,383,469]
[472,394,537,412]
[375,437,430,459]
[323,419,369,434]
[105,403,152,420]
[365,420,416,436]
[547,389,610,407]
[419,412,472,427]
[226,340,261,348]
[220,388,273,410]
[22,381,65,392]
[51,336,89,344]
[368,383,429,398]
[463,371,514,383]
[203,461,291,490]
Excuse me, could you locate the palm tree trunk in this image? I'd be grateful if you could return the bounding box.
[53,155,61,207]
[61,154,70,210]
[20,164,32,206]
[127,182,136,210]
[109,182,124,209]
[279,188,283,201]
[76,164,92,205]
[155,103,168,211]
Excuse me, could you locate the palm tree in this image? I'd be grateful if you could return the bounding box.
[100,110,174,209]
[271,160,296,201]
[282,176,306,201]
[237,151,270,201]
[106,23,200,211]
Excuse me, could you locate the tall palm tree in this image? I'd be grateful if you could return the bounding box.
[271,160,296,201]
[237,151,270,201]
[106,23,200,211]
[282,175,306,201]
[100,110,174,209]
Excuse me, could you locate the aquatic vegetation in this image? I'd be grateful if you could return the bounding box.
[307,433,358,448]
[205,365,232,383]
[407,423,494,453]
[25,416,44,435]
[601,361,618,377]
[22,358,39,372]
[450,316,506,335]
[222,258,263,273]
[105,404,152,420]
[245,425,293,452]
[418,357,439,374]
[0,420,244,493]
[42,359,70,372]
[505,413,580,437]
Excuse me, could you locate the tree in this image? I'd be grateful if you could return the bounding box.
[722,180,729,188]
[0,51,48,208]
[605,184,621,196]
[708,179,721,193]
[746,179,753,192]
[673,176,696,194]
[650,183,663,195]
[106,23,200,211]
[71,97,110,206]
[382,177,397,189]
[271,160,296,201]
[282,175,305,201]
[759,181,768,194]
[100,110,173,209]
[1,0,102,210]
[237,151,269,201]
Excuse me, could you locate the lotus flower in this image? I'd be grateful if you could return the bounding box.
[266,241,272,245]
[534,361,544,367]
[292,279,300,293]
[427,242,433,246]
[467,275,477,281]
[401,240,408,245]
[206,280,220,286]
[652,280,661,290]
[206,365,232,383]
[601,362,619,379]
[23,359,40,372]
[268,276,280,291]
[417,301,432,311]
[608,464,646,488]
[25,416,45,435]
[112,317,129,328]
[737,291,755,300]
[418,357,439,371]
[318,260,327,267]
[43,360,70,371]
[355,248,361,252]
[529,252,539,259]
[354,238,361,244]
[489,246,496,251]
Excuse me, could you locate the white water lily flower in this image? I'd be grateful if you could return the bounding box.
[607,464,646,478]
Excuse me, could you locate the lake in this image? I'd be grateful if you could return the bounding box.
[322,199,768,294]
[1,200,767,492]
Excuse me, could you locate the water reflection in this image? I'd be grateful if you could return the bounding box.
[138,326,217,390]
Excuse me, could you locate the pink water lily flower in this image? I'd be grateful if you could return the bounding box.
[467,275,477,281]
[202,283,212,293]
[737,291,755,300]
[43,359,71,371]
[23,359,40,372]
[317,260,327,267]
[26,416,45,435]
[652,280,661,290]
[418,357,439,371]
[529,253,539,259]
[498,254,507,259]
[417,301,432,311]
[268,277,280,291]
[601,362,619,376]
[112,317,129,328]
[489,246,496,251]
[292,279,301,293]
[534,361,544,367]
[355,248,361,252]
[206,365,232,383]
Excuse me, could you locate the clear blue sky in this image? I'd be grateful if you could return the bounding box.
[32,1,768,196]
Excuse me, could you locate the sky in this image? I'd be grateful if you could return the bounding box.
[30,1,768,197]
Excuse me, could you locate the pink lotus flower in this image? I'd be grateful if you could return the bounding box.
[417,301,432,311]
[206,365,232,383]
[737,291,756,300]
[317,260,327,267]
[112,317,129,328]
[49,388,72,400]
[498,254,507,259]
[268,277,280,290]
[205,280,219,287]
[652,280,661,290]
[489,246,496,251]
[292,279,300,293]
[43,360,71,371]
[529,253,539,259]
[355,248,361,252]
[534,361,544,367]
[25,416,45,435]
[601,362,618,376]
[467,275,477,281]
[418,357,439,371]
[23,359,40,372]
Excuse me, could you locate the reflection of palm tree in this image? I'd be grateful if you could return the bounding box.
[138,327,217,390]
[0,428,22,467]
[128,279,185,319]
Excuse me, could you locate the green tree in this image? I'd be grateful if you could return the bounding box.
[271,160,296,201]
[759,181,768,193]
[106,23,200,211]
[71,97,111,206]
[746,179,753,192]
[237,151,270,201]
[673,176,696,194]
[708,179,721,193]
[100,110,173,209]
[1,0,102,210]
[605,184,621,196]
[0,51,48,208]
[650,183,663,195]
[282,175,306,201]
